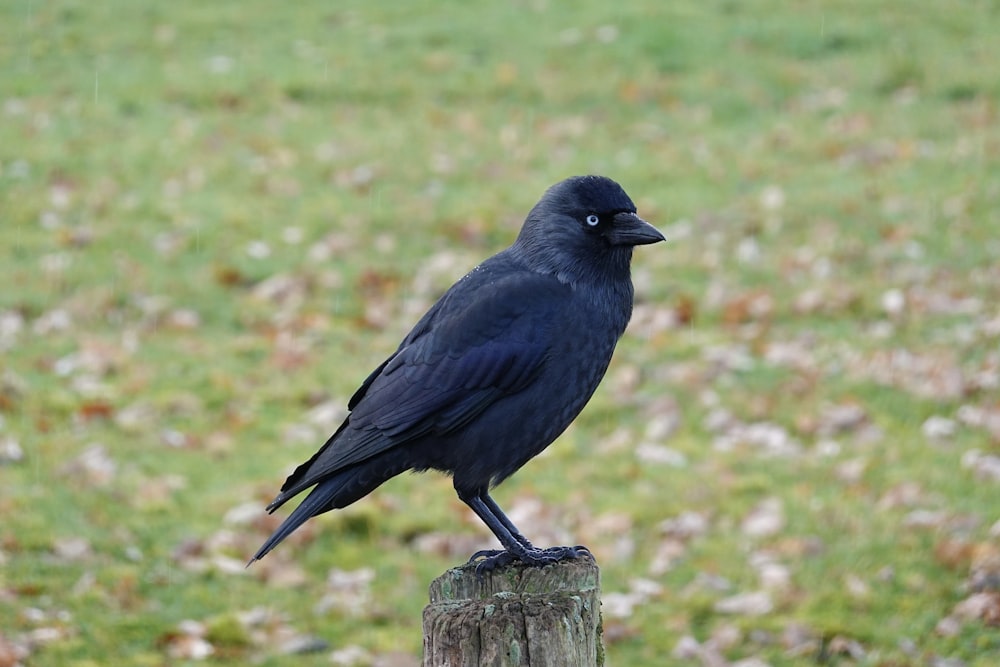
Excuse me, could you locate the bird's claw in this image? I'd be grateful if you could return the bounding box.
[540,544,590,557]
[470,544,591,577]
[473,550,519,576]
[468,548,506,562]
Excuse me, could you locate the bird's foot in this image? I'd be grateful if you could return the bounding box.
[467,540,537,563]
[470,544,591,577]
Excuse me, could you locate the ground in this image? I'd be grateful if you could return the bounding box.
[1,1,999,665]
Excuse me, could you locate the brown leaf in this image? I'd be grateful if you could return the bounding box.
[257,559,308,588]
[77,400,114,422]
[816,401,869,437]
[214,265,248,287]
[722,290,774,326]
[134,474,187,509]
[826,635,867,660]
[782,622,821,657]
[674,293,697,325]
[0,632,30,667]
[947,592,1000,628]
[159,621,215,660]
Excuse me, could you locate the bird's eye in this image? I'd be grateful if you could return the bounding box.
[585,214,600,227]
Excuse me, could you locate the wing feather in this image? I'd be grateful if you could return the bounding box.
[270,261,569,506]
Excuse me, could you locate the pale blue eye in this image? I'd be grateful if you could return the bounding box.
[586,214,600,226]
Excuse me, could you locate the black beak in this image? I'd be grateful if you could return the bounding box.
[608,212,666,247]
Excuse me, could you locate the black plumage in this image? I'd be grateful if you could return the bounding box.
[251,175,664,571]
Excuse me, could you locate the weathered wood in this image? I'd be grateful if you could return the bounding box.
[422,557,603,667]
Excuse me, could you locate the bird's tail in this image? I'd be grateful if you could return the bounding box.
[248,458,406,564]
[248,481,335,564]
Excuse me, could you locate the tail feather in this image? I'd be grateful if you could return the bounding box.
[248,456,410,565]
[249,481,337,564]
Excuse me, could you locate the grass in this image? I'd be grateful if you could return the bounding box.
[2,0,1000,665]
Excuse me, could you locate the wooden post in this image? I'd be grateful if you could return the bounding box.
[422,557,604,667]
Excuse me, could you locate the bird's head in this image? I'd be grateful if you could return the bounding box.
[513,175,664,285]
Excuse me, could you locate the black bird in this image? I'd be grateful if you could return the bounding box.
[251,175,664,571]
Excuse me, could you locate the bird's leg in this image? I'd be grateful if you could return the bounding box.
[480,490,534,548]
[476,490,590,558]
[465,489,534,562]
[457,487,590,575]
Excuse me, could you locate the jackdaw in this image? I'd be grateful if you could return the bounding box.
[251,175,664,571]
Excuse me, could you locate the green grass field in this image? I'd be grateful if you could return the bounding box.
[3,1,999,665]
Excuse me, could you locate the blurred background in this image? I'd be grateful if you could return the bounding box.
[2,1,999,665]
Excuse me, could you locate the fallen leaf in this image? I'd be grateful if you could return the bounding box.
[77,401,114,421]
[62,444,117,486]
[51,537,92,562]
[315,567,375,616]
[0,633,29,667]
[742,498,785,538]
[0,437,23,465]
[714,590,774,616]
[961,450,1000,482]
[214,265,248,287]
[330,645,372,666]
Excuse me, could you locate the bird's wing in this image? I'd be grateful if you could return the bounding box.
[272,266,570,503]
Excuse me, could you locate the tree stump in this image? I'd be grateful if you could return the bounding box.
[422,557,603,667]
